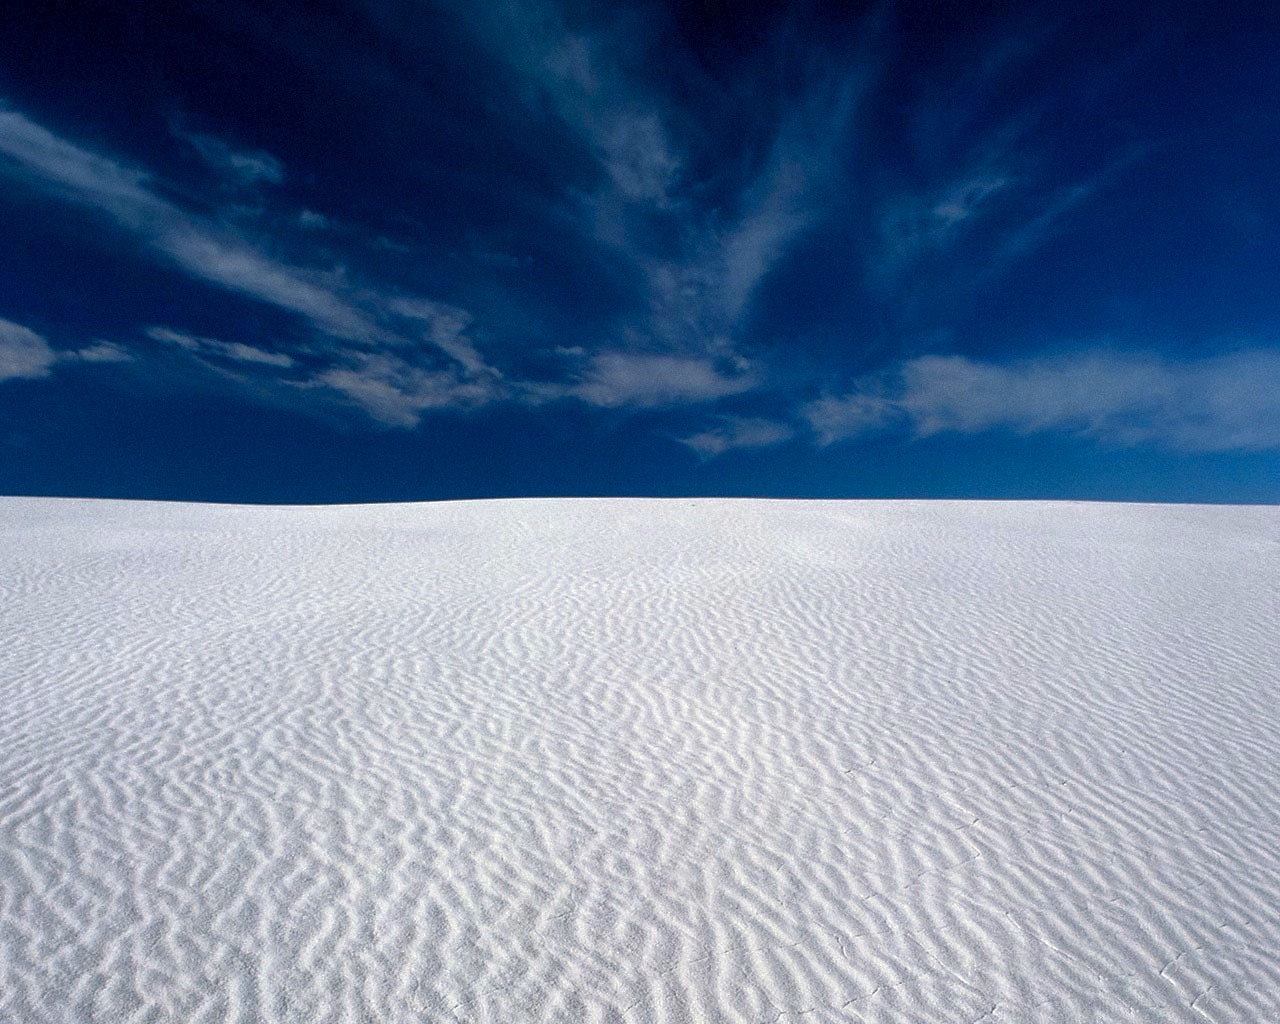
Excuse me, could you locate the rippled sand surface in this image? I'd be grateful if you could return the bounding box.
[1,498,1278,1023]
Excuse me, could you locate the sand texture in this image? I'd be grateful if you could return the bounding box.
[1,497,1278,1023]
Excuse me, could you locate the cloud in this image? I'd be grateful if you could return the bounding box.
[384,299,494,377]
[0,103,374,340]
[596,108,681,205]
[0,17,880,434]
[870,157,1108,297]
[174,126,285,186]
[158,229,376,340]
[452,3,862,392]
[640,133,839,352]
[0,318,134,383]
[517,18,682,205]
[636,69,863,352]
[146,318,512,428]
[804,391,901,446]
[931,175,1012,227]
[866,19,1141,307]
[74,341,133,364]
[0,106,157,220]
[0,101,510,426]
[876,172,1014,278]
[805,349,1280,452]
[311,353,502,427]
[574,351,757,408]
[400,1,833,408]
[0,318,57,381]
[440,2,682,209]
[459,231,531,270]
[146,326,294,367]
[678,416,795,459]
[715,165,817,325]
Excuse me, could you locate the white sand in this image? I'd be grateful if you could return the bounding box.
[1,497,1277,1023]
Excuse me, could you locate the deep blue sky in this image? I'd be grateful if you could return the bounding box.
[1,0,1277,503]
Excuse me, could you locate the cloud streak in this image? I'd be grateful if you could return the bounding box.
[0,101,519,427]
[0,104,376,341]
[573,351,757,408]
[455,2,864,383]
[174,125,285,186]
[806,349,1280,452]
[147,326,295,367]
[640,72,863,352]
[0,317,132,384]
[678,416,795,460]
[467,4,682,206]
[1,92,775,429]
[0,318,57,382]
[311,355,501,428]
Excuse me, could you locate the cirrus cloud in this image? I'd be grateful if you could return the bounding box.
[677,416,795,460]
[0,318,57,382]
[806,348,1280,452]
[573,351,758,408]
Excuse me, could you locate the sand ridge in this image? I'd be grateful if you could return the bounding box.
[0,497,1277,1022]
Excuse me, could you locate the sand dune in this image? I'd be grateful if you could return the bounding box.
[1,497,1277,1023]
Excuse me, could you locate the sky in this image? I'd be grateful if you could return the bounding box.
[1,0,1278,504]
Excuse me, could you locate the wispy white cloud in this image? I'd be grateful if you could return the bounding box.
[0,104,376,341]
[459,231,531,270]
[493,9,682,205]
[2,14,1187,453]
[993,177,1101,266]
[0,107,156,221]
[152,228,376,340]
[0,101,515,427]
[73,341,133,364]
[869,147,1110,296]
[715,167,816,326]
[804,391,900,446]
[298,209,330,230]
[310,353,502,427]
[384,299,495,377]
[641,109,848,351]
[173,125,285,186]
[594,107,681,205]
[643,67,864,349]
[867,17,1137,304]
[573,351,757,408]
[805,349,1280,452]
[678,415,795,459]
[876,171,1014,280]
[0,318,57,382]
[455,3,865,390]
[0,317,133,384]
[146,326,295,367]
